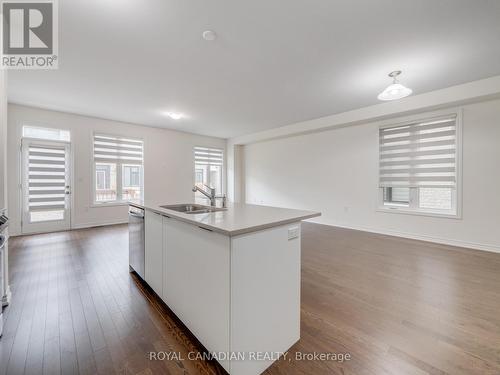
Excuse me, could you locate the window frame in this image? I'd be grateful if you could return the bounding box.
[193,146,225,198]
[91,132,144,206]
[95,169,108,190]
[376,109,463,219]
[22,124,71,142]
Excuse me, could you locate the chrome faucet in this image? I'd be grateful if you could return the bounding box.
[192,184,227,208]
[192,184,216,206]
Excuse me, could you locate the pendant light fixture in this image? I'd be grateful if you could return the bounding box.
[377,70,413,101]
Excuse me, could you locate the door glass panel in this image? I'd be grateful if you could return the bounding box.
[28,144,67,223]
[22,138,71,234]
[30,210,64,222]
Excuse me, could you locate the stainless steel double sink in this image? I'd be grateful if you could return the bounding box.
[160,204,226,215]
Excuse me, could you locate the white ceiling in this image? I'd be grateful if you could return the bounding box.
[8,0,500,139]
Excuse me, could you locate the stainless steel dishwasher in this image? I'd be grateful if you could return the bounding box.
[128,205,145,279]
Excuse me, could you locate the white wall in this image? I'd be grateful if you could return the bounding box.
[0,71,7,210]
[0,71,9,304]
[226,143,245,203]
[244,99,500,252]
[7,104,226,235]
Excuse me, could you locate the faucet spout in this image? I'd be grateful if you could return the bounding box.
[192,185,216,206]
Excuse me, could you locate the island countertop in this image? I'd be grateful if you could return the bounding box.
[129,199,321,236]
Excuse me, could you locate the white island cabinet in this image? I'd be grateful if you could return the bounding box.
[131,201,320,375]
[164,217,231,370]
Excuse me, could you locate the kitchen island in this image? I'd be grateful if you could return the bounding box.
[129,200,320,375]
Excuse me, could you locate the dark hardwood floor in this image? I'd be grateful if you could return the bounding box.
[1,222,500,375]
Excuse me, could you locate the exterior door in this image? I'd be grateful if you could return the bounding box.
[21,139,71,234]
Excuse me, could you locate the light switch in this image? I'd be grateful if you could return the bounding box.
[288,226,300,240]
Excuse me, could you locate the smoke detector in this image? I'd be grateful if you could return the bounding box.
[202,30,217,41]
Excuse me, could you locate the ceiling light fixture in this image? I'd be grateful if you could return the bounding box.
[377,71,413,101]
[202,30,217,41]
[165,112,184,120]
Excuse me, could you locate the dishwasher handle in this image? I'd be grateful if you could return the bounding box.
[129,212,144,219]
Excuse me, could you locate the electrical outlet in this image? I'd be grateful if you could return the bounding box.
[288,226,300,240]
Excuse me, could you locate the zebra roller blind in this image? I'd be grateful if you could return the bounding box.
[379,115,457,188]
[28,144,67,212]
[93,134,143,165]
[194,146,223,167]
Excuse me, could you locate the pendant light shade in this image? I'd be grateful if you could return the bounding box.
[378,71,412,101]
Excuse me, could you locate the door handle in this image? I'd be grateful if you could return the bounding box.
[65,186,71,195]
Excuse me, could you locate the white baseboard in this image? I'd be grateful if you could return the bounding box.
[10,220,128,237]
[307,220,500,254]
[71,220,128,230]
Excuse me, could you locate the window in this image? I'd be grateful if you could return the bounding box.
[383,187,410,207]
[96,168,109,190]
[93,134,143,203]
[23,125,70,142]
[193,146,224,196]
[379,114,460,216]
[123,165,141,187]
[122,165,142,201]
